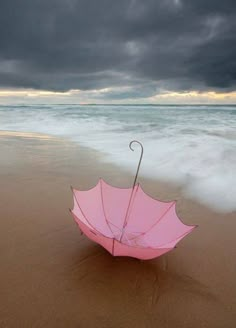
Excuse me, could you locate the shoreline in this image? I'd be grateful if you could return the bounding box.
[0,131,235,327]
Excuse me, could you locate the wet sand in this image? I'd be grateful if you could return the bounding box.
[0,131,236,328]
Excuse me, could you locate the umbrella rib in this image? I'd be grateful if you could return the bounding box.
[72,190,100,235]
[107,221,120,229]
[153,227,195,248]
[100,179,114,237]
[112,239,115,255]
[144,202,175,235]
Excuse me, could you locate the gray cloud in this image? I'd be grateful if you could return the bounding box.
[0,0,235,95]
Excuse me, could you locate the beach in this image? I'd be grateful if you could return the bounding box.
[0,131,235,328]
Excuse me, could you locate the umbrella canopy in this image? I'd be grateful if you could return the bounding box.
[70,141,196,260]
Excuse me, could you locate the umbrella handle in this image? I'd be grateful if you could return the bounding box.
[129,140,144,189]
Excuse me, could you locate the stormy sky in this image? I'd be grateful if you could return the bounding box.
[0,0,236,103]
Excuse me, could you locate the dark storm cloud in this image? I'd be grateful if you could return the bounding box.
[0,0,235,94]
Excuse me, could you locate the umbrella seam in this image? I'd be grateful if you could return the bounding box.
[142,202,176,237]
[112,239,115,255]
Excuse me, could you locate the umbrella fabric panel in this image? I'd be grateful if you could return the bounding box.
[71,211,114,254]
[156,229,195,249]
[142,204,196,248]
[72,193,94,230]
[125,185,176,235]
[72,182,114,238]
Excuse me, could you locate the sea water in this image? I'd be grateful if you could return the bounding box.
[0,104,235,213]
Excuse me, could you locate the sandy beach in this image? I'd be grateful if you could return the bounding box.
[0,131,236,328]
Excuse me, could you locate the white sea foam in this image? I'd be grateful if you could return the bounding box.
[0,104,236,213]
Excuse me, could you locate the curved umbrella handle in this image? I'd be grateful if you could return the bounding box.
[120,140,144,240]
[119,140,143,238]
[129,140,144,189]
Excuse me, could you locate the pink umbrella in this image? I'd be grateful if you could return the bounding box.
[70,141,196,260]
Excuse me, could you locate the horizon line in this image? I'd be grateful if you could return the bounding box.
[0,103,236,106]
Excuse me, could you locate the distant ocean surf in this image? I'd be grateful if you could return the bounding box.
[1,104,236,213]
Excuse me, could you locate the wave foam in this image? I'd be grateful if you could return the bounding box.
[0,104,236,213]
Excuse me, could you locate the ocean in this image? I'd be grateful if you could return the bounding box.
[0,104,235,213]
